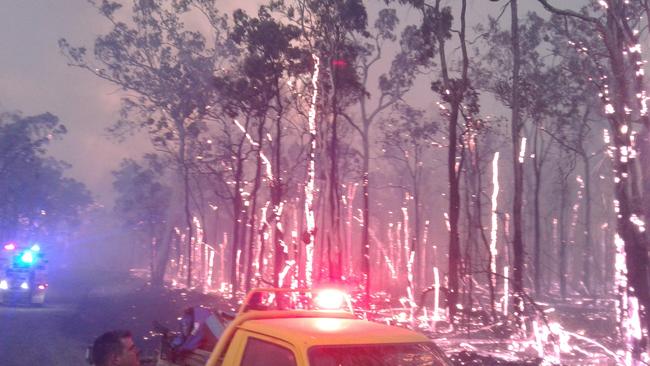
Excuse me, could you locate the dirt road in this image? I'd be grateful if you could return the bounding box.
[0,269,144,365]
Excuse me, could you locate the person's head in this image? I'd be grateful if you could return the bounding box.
[92,330,140,366]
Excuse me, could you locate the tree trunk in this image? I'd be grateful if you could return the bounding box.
[433,3,461,320]
[462,154,476,319]
[272,177,286,288]
[581,153,592,293]
[533,128,542,295]
[230,155,245,297]
[559,166,568,299]
[151,227,174,288]
[179,128,194,289]
[362,130,371,304]
[272,94,286,287]
[413,179,421,292]
[536,1,650,357]
[149,228,156,286]
[605,7,650,352]
[509,0,526,325]
[446,105,461,320]
[327,52,343,283]
[246,120,265,291]
[434,0,470,319]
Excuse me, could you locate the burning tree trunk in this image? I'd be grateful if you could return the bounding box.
[605,16,650,363]
[580,150,593,292]
[557,157,574,299]
[509,0,526,326]
[532,126,543,295]
[271,94,286,288]
[427,0,472,320]
[230,142,247,297]
[245,119,265,291]
[538,0,650,359]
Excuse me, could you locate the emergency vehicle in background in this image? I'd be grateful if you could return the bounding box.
[155,288,452,366]
[0,241,48,305]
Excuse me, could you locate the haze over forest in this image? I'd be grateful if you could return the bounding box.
[4,0,650,364]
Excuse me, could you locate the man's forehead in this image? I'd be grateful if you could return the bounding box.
[120,337,134,347]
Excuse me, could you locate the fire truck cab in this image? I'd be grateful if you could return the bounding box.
[157,288,451,366]
[0,241,48,305]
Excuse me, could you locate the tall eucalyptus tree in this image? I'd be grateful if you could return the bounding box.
[59,0,225,287]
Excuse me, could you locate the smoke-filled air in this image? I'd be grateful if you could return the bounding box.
[2,0,649,365]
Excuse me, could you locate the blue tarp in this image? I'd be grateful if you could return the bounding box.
[172,306,224,353]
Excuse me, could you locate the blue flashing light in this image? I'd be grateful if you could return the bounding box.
[30,244,40,252]
[20,251,34,265]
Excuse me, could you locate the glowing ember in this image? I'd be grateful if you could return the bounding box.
[502,266,509,316]
[433,266,440,321]
[207,250,215,287]
[369,229,396,279]
[304,53,320,287]
[233,119,274,180]
[278,260,296,288]
[490,152,500,287]
[402,206,415,311]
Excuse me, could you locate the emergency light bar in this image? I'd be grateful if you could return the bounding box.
[314,289,347,310]
[240,288,354,314]
[3,243,15,251]
[20,251,34,264]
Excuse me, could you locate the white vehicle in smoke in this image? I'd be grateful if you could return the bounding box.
[0,242,48,305]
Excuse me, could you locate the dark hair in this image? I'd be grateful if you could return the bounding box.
[92,330,132,365]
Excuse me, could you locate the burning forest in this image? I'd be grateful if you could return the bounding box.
[46,0,650,364]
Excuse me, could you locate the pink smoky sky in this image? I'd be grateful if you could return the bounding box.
[0,0,558,207]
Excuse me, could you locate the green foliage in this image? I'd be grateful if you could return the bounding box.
[379,103,437,208]
[381,104,437,149]
[477,12,578,122]
[375,23,429,96]
[89,0,122,18]
[112,156,171,230]
[59,0,221,145]
[374,8,398,42]
[0,112,92,241]
[306,0,368,37]
[271,0,369,105]
[389,2,450,64]
[217,6,309,117]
